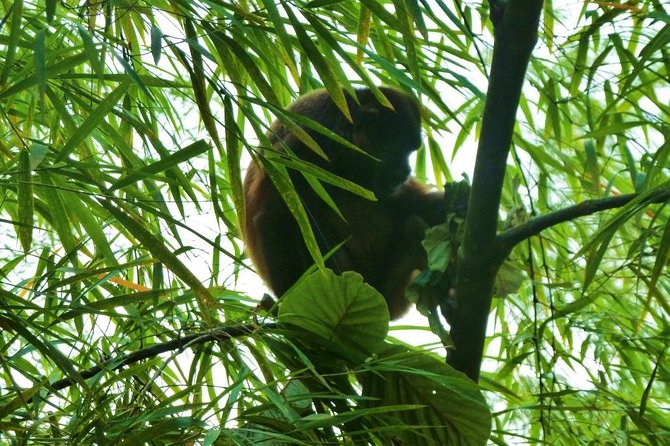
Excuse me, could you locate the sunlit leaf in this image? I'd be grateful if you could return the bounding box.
[77,25,104,79]
[55,78,132,162]
[34,29,46,97]
[150,24,162,64]
[361,344,491,446]
[279,269,389,354]
[15,148,33,253]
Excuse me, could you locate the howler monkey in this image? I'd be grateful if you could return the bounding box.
[243,87,446,319]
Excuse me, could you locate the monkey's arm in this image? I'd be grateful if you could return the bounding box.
[386,180,448,226]
[376,215,430,319]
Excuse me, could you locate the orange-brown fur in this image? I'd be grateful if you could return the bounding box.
[243,87,446,319]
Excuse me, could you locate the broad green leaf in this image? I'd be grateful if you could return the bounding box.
[360,344,491,446]
[279,270,389,354]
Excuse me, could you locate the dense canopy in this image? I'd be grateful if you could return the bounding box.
[0,0,668,444]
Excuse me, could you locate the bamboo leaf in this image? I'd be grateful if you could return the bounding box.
[151,24,162,64]
[224,96,245,234]
[98,197,216,326]
[63,192,118,266]
[55,78,131,163]
[45,0,57,22]
[284,6,351,122]
[108,139,210,192]
[651,212,670,289]
[77,25,104,79]
[208,31,281,106]
[261,159,324,271]
[356,6,372,64]
[0,314,89,392]
[38,170,79,265]
[34,29,46,97]
[258,0,298,76]
[16,148,34,253]
[0,0,23,85]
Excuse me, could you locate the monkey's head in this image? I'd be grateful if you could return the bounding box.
[277,87,422,199]
[351,88,422,197]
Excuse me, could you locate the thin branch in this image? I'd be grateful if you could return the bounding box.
[44,322,276,396]
[498,187,670,256]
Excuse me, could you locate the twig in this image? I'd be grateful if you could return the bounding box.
[498,187,670,255]
[46,322,276,394]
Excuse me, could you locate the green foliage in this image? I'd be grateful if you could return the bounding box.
[0,0,668,444]
[274,269,491,444]
[279,270,390,355]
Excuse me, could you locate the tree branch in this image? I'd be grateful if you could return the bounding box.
[498,187,670,255]
[447,0,544,382]
[41,323,275,398]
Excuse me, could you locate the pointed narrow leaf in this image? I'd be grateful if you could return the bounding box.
[208,31,280,106]
[0,52,89,100]
[356,7,372,64]
[77,25,105,79]
[55,78,131,162]
[34,29,47,96]
[184,19,221,153]
[98,198,216,325]
[283,7,351,121]
[151,25,162,64]
[38,170,78,265]
[651,216,670,289]
[108,139,210,192]
[16,148,34,253]
[0,314,88,391]
[63,192,117,266]
[261,159,324,270]
[224,96,245,232]
[0,0,23,85]
[46,0,57,22]
[259,0,298,76]
[404,0,428,39]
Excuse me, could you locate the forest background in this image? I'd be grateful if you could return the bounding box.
[0,0,669,444]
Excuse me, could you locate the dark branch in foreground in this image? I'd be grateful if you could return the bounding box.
[447,0,544,381]
[46,322,276,396]
[498,187,670,256]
